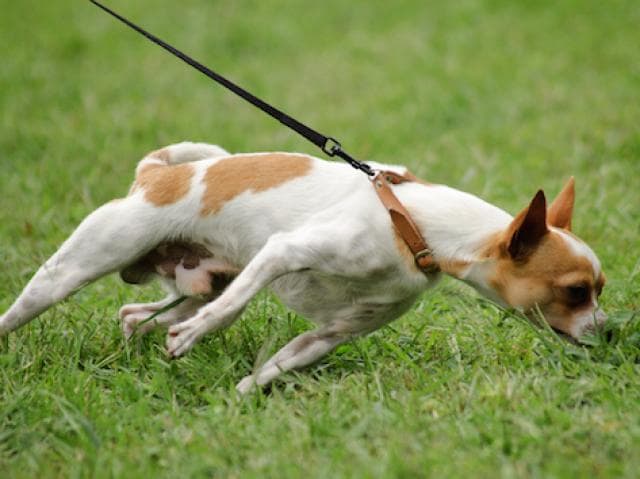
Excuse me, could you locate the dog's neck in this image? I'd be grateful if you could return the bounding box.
[397,183,512,296]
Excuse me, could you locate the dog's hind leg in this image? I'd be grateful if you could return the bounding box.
[0,199,162,334]
[235,325,350,394]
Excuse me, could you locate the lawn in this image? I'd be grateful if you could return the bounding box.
[1,0,639,477]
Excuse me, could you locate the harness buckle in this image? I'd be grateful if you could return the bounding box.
[414,249,439,274]
[414,248,432,260]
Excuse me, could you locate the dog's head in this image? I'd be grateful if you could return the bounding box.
[485,178,606,338]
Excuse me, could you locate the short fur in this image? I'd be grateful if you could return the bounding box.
[0,142,606,393]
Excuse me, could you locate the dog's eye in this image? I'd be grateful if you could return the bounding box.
[566,285,590,305]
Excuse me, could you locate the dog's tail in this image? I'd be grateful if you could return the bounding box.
[137,142,230,172]
[129,142,231,195]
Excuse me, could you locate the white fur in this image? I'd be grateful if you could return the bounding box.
[569,305,606,338]
[397,184,513,262]
[554,228,602,277]
[0,142,602,392]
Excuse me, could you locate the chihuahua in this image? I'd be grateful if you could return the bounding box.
[0,142,606,393]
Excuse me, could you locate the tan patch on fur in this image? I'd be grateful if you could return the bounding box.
[488,231,599,334]
[200,153,312,215]
[134,162,195,206]
[439,259,471,277]
[539,300,576,333]
[490,232,593,305]
[477,231,506,259]
[548,177,575,230]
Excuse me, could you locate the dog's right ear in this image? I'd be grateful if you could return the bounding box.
[505,190,548,260]
[548,177,575,231]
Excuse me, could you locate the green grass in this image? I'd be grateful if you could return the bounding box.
[1,0,639,477]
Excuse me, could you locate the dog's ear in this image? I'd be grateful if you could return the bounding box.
[506,190,548,260]
[548,176,575,231]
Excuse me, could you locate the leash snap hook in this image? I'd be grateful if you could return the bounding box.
[322,137,342,156]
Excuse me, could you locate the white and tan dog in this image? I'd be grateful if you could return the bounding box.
[0,142,606,393]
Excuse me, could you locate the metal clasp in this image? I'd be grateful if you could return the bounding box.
[414,248,433,262]
[414,249,440,274]
[370,170,383,187]
[322,137,342,156]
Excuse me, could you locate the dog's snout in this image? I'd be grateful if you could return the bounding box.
[595,309,607,325]
[580,308,608,337]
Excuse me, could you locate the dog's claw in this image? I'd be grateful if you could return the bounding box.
[165,319,204,357]
[236,375,256,395]
[0,315,7,336]
[120,311,156,340]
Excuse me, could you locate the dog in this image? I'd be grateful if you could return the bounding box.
[0,142,606,393]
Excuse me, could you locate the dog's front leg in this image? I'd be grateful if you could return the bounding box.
[165,231,319,358]
[120,296,207,338]
[236,326,350,394]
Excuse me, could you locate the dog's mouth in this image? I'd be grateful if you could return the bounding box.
[523,310,581,344]
[551,325,615,345]
[550,326,579,344]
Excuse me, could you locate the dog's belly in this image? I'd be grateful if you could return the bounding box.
[269,270,422,332]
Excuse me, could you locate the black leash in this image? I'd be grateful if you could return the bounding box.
[88,0,375,177]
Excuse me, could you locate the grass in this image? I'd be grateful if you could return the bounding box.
[1,0,639,477]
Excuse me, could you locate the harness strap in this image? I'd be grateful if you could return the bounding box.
[372,171,440,274]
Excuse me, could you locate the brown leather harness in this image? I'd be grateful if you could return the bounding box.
[371,171,440,274]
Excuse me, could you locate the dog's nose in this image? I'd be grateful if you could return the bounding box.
[580,309,608,338]
[594,309,614,342]
[595,309,607,325]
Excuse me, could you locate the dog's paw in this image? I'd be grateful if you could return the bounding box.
[166,317,206,357]
[119,305,159,339]
[122,316,137,340]
[121,312,155,340]
[0,314,8,336]
[0,312,18,336]
[119,304,140,321]
[235,375,256,395]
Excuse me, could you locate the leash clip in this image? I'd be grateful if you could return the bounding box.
[322,137,342,156]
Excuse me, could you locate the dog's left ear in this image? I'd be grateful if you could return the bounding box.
[548,176,575,231]
[506,190,548,260]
